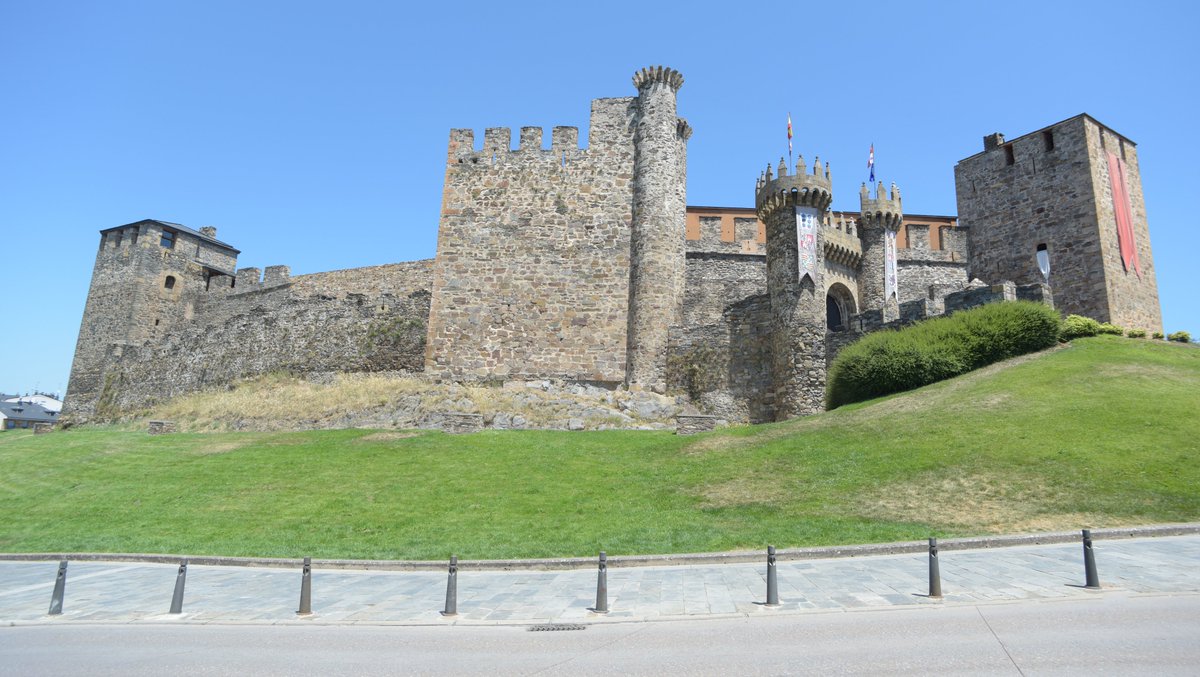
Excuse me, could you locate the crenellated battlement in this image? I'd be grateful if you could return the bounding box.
[633,65,684,92]
[677,118,692,141]
[446,125,585,164]
[754,154,833,220]
[859,181,903,230]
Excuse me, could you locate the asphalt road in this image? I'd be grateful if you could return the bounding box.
[2,591,1196,675]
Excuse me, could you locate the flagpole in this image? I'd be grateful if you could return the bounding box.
[868,142,876,188]
[787,112,793,170]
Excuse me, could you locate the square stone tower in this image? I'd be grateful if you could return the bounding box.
[954,114,1161,333]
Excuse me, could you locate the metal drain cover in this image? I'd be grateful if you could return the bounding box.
[527,623,587,632]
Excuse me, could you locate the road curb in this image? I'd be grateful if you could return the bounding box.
[2,522,1197,571]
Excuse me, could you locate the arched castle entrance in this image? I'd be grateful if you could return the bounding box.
[826,282,857,331]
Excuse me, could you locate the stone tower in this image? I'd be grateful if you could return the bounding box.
[755,154,833,419]
[425,66,688,388]
[63,220,238,421]
[858,182,904,321]
[625,66,690,392]
[955,114,1161,332]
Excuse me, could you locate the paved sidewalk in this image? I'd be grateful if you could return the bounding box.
[1,535,1197,626]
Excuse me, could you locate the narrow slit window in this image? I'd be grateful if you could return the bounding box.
[1004,144,1015,166]
[1042,130,1054,151]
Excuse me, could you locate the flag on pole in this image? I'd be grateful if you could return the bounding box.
[867,143,875,183]
[787,113,793,155]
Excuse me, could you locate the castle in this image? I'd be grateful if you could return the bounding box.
[63,67,1162,425]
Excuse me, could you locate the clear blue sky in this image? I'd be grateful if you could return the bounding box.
[2,0,1197,397]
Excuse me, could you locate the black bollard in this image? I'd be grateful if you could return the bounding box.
[297,557,312,615]
[592,551,609,614]
[441,555,458,616]
[928,538,943,598]
[1082,529,1100,589]
[48,560,67,616]
[766,545,779,606]
[169,559,188,614]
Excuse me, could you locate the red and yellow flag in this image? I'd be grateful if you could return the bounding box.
[787,113,793,154]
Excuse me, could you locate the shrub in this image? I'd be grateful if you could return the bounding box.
[1153,332,1164,340]
[828,301,1060,408]
[1097,322,1124,336]
[1168,331,1192,343]
[1060,314,1101,341]
[1127,328,1147,338]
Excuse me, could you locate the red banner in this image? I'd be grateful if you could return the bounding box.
[1106,151,1141,278]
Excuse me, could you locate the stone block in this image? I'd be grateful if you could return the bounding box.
[148,420,177,434]
[675,415,716,435]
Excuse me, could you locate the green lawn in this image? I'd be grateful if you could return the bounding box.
[2,336,1197,560]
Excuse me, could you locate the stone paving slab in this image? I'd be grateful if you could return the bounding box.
[1,535,1196,626]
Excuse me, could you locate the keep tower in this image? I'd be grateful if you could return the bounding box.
[954,114,1161,333]
[63,220,238,421]
[755,154,833,419]
[857,182,904,322]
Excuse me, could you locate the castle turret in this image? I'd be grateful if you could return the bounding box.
[755,154,833,419]
[63,220,238,422]
[858,182,903,320]
[625,66,689,393]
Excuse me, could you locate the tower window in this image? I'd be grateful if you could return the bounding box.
[1042,131,1054,151]
[1004,145,1015,166]
[164,275,176,290]
[161,229,176,249]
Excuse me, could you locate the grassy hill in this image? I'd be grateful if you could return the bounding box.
[1,336,1197,560]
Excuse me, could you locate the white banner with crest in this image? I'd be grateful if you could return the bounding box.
[884,229,898,300]
[795,206,819,284]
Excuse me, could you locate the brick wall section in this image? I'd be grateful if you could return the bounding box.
[425,97,638,383]
[954,115,1161,332]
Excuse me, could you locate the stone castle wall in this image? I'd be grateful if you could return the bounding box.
[76,258,433,417]
[424,99,638,383]
[896,223,969,302]
[63,69,1159,427]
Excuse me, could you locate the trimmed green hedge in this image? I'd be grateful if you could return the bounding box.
[1060,314,1101,341]
[827,301,1061,408]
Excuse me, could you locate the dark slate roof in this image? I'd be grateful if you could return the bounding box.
[100,219,241,254]
[0,400,58,423]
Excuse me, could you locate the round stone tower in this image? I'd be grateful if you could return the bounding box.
[858,182,903,321]
[626,66,689,392]
[755,154,833,419]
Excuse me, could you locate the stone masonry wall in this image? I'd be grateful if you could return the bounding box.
[954,115,1160,332]
[425,97,637,383]
[64,221,240,421]
[667,293,773,423]
[84,260,433,415]
[1085,121,1162,333]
